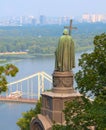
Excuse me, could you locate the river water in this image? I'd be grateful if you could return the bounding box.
[0,54,81,130]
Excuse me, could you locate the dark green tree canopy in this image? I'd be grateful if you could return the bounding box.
[75,33,106,97]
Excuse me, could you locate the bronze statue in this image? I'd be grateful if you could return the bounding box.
[55,29,75,71]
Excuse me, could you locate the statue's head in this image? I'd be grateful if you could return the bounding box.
[63,29,69,35]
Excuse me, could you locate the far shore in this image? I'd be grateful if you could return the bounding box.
[0,52,28,55]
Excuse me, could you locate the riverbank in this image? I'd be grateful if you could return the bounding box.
[0,52,54,60]
[0,52,27,55]
[0,46,93,61]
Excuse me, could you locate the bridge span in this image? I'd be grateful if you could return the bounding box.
[0,71,52,104]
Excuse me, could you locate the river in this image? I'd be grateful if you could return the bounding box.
[0,53,81,130]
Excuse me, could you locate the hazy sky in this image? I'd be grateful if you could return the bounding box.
[0,0,106,17]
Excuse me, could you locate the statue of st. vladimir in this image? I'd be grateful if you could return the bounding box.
[55,29,75,71]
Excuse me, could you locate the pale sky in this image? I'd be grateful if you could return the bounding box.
[0,0,106,17]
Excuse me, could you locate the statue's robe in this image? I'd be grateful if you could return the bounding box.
[55,35,75,71]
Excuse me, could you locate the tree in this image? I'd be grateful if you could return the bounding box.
[17,98,41,130]
[74,33,106,129]
[0,64,18,93]
[75,33,106,97]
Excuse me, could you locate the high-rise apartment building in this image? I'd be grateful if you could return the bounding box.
[82,14,105,22]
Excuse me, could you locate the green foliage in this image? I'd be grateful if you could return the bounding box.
[75,33,106,97]
[17,98,41,130]
[0,64,18,93]
[0,23,106,56]
[53,97,93,130]
[74,33,106,129]
[52,124,67,130]
[62,96,106,130]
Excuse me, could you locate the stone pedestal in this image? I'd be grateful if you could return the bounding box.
[41,91,81,125]
[30,71,81,130]
[52,71,74,93]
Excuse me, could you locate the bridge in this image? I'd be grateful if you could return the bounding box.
[0,72,52,104]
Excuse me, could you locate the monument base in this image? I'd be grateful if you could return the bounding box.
[30,71,82,130]
[30,91,81,130]
[41,91,81,125]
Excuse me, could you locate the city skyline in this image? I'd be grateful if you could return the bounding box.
[0,0,106,18]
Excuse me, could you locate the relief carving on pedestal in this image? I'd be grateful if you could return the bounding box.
[62,77,73,87]
[53,76,73,88]
[53,77,62,87]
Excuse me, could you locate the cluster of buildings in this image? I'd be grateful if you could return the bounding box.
[82,14,106,23]
[0,14,106,26]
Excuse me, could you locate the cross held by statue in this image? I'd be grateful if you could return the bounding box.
[64,19,77,35]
